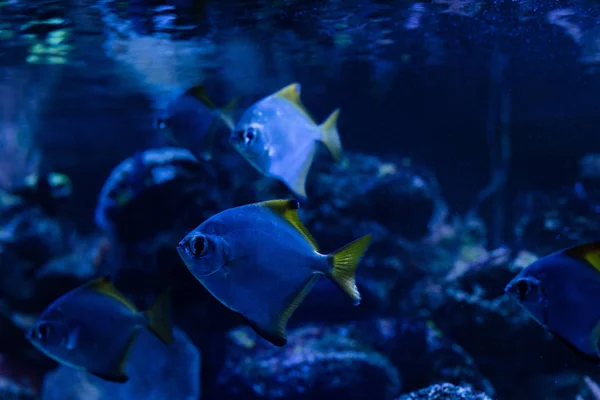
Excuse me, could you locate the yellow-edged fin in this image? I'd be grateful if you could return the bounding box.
[91,327,141,383]
[272,83,317,124]
[248,274,319,347]
[563,241,600,273]
[83,277,137,313]
[218,97,239,131]
[327,234,373,305]
[318,108,342,162]
[143,288,174,345]
[185,83,217,110]
[258,199,319,251]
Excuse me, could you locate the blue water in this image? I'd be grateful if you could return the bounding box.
[2,0,600,399]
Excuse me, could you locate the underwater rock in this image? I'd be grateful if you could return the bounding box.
[217,324,402,400]
[306,152,444,242]
[512,153,600,256]
[32,233,105,305]
[40,327,200,400]
[396,383,493,400]
[95,147,223,246]
[513,187,600,255]
[0,355,40,400]
[351,318,495,396]
[0,208,70,306]
[215,317,494,400]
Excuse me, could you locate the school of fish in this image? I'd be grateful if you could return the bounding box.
[25,81,600,383]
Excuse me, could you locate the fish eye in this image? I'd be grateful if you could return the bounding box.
[190,236,208,257]
[517,280,531,300]
[154,117,171,130]
[35,323,52,341]
[243,127,258,144]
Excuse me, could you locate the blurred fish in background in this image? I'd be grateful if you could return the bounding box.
[2,1,600,400]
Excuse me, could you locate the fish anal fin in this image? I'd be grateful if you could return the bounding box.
[90,370,129,383]
[273,83,317,124]
[143,288,174,345]
[88,327,140,384]
[82,277,138,313]
[327,234,373,305]
[548,328,600,363]
[185,83,217,110]
[95,326,141,384]
[563,241,600,272]
[247,274,319,347]
[257,199,319,251]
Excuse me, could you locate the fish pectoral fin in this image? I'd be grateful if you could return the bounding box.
[66,325,80,350]
[272,83,317,124]
[143,288,174,345]
[247,274,320,347]
[327,234,373,305]
[185,83,217,109]
[270,141,316,200]
[82,277,138,313]
[318,108,343,162]
[257,199,319,251]
[563,241,600,273]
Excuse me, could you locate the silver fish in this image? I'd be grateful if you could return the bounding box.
[505,241,600,363]
[230,83,342,199]
[26,277,173,382]
[177,199,372,346]
[155,83,237,160]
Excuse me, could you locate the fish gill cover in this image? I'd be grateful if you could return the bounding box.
[1,0,600,399]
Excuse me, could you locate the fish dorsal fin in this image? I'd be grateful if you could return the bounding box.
[82,277,138,313]
[563,241,600,273]
[257,199,319,251]
[272,83,317,124]
[185,83,217,110]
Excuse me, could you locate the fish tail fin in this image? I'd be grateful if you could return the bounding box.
[326,234,372,305]
[318,108,342,162]
[143,288,174,346]
[218,97,239,131]
[186,83,217,109]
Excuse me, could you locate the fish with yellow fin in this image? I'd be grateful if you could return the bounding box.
[155,83,238,160]
[230,83,342,199]
[505,241,600,363]
[26,277,173,383]
[177,199,372,346]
